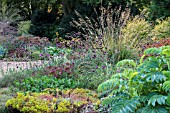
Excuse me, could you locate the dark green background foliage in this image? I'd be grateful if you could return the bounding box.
[2,0,170,39]
[29,9,58,39]
[57,2,96,38]
[147,0,170,21]
[4,0,57,19]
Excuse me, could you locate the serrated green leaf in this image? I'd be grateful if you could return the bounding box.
[138,57,159,73]
[116,59,136,68]
[98,78,117,92]
[137,106,168,113]
[146,72,166,83]
[160,46,170,51]
[148,95,167,106]
[162,81,170,92]
[111,98,141,113]
[166,94,170,106]
[162,49,170,57]
[144,47,161,55]
[165,58,170,70]
[162,71,170,80]
[140,55,145,63]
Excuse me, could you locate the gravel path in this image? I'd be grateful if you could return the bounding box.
[0,60,46,78]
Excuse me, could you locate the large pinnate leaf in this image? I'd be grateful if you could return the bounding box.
[97,78,118,93]
[111,98,141,113]
[162,49,170,57]
[138,58,160,73]
[162,71,170,80]
[137,106,168,113]
[144,47,161,55]
[98,46,170,112]
[148,95,167,106]
[146,72,166,83]
[98,73,128,93]
[101,95,122,106]
[160,46,170,50]
[166,94,170,106]
[165,58,170,70]
[116,59,137,68]
[162,81,170,92]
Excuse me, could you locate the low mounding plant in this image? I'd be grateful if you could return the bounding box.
[6,88,100,113]
[44,63,74,78]
[151,17,170,39]
[17,21,31,36]
[45,46,72,57]
[98,46,170,113]
[1,35,51,60]
[122,16,151,49]
[13,76,82,92]
[141,37,170,53]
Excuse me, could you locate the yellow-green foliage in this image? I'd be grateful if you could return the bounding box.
[6,88,100,113]
[18,21,31,35]
[151,17,170,39]
[30,51,41,60]
[122,16,151,47]
[62,88,100,105]
[6,92,56,113]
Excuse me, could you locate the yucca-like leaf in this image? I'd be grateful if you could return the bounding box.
[137,106,168,113]
[116,59,137,68]
[111,98,141,113]
[144,47,161,55]
[148,95,167,106]
[162,81,170,92]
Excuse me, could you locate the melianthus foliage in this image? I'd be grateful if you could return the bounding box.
[98,46,170,113]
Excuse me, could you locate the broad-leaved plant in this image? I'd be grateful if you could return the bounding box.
[98,46,170,113]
